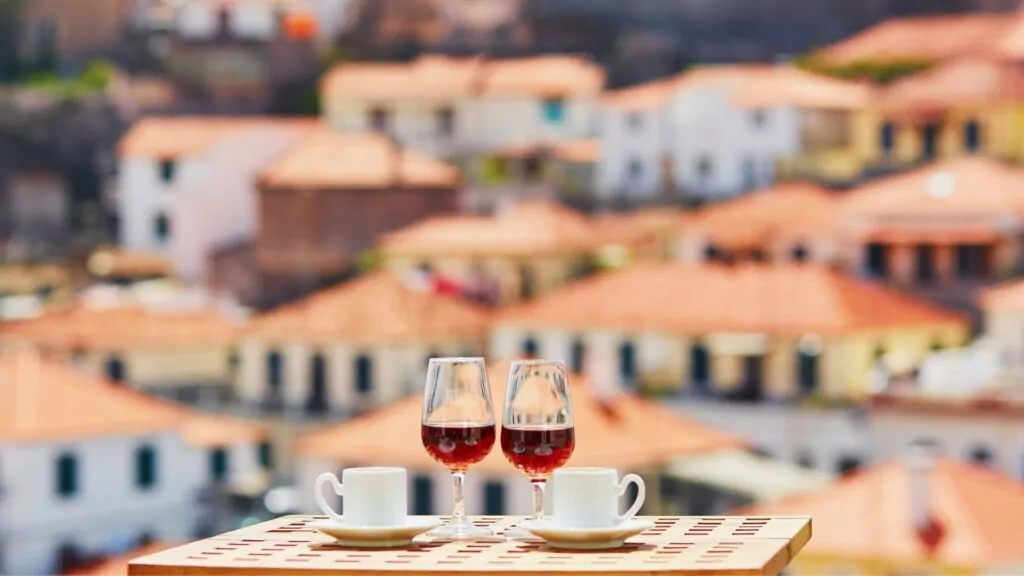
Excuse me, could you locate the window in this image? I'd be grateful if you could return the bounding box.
[742,157,757,189]
[627,159,642,183]
[618,341,637,383]
[968,445,994,467]
[158,159,177,183]
[228,348,240,378]
[413,475,434,514]
[964,120,981,153]
[628,112,643,130]
[134,445,158,491]
[797,350,818,395]
[796,452,815,469]
[153,212,170,244]
[696,156,713,178]
[258,441,273,470]
[880,122,895,154]
[519,265,535,300]
[703,243,720,262]
[308,352,328,413]
[921,123,940,160]
[209,448,229,483]
[955,244,992,279]
[105,355,126,383]
[690,342,710,386]
[865,243,888,278]
[541,98,566,124]
[791,244,809,262]
[914,244,935,284]
[483,480,506,515]
[570,339,585,373]
[521,337,539,358]
[836,455,862,476]
[750,109,767,128]
[355,354,373,395]
[55,452,79,498]
[267,350,283,391]
[436,107,455,137]
[369,107,390,132]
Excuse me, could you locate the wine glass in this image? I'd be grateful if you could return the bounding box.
[421,357,497,538]
[500,360,575,536]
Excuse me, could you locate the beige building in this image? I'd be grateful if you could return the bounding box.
[234,270,491,417]
[492,262,969,400]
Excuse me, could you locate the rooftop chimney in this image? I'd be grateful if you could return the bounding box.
[907,441,946,554]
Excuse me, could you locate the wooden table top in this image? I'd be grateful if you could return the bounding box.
[128,515,812,576]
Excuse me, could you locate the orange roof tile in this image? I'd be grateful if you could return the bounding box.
[244,271,490,345]
[882,56,1024,113]
[818,14,1015,65]
[742,458,1024,567]
[65,542,175,576]
[0,348,267,444]
[295,360,743,473]
[378,199,600,258]
[497,262,966,336]
[670,65,871,110]
[118,117,318,159]
[603,77,682,111]
[322,55,605,101]
[257,128,460,189]
[0,304,243,350]
[686,183,842,249]
[842,156,1024,219]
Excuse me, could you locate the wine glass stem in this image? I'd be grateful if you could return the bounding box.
[451,471,468,526]
[530,478,546,520]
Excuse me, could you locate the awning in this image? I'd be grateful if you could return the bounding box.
[665,449,832,502]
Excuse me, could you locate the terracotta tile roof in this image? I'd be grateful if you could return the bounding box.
[817,14,1015,65]
[64,542,174,576]
[118,117,318,159]
[295,359,743,473]
[496,262,967,336]
[686,183,843,249]
[244,271,490,345]
[590,208,686,247]
[0,348,267,444]
[257,128,460,189]
[742,458,1024,567]
[603,77,682,111]
[724,66,874,110]
[378,199,600,258]
[87,248,175,279]
[321,55,605,101]
[882,56,1024,113]
[842,156,1024,219]
[0,304,243,350]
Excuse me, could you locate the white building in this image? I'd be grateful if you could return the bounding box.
[135,0,349,45]
[596,65,871,202]
[320,54,606,160]
[0,349,268,576]
[116,117,314,283]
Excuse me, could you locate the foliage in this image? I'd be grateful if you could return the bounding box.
[792,53,932,85]
[21,60,115,98]
[355,250,384,273]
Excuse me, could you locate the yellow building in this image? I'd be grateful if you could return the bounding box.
[743,456,1024,575]
[377,199,641,306]
[491,262,968,401]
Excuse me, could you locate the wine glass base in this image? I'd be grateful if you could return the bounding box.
[426,522,493,539]
[501,525,536,539]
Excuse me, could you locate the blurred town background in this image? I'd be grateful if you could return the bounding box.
[3,0,1024,574]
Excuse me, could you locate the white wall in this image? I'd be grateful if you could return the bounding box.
[177,0,278,40]
[118,155,206,254]
[596,106,672,199]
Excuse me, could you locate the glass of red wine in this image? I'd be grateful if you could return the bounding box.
[421,357,496,538]
[500,360,575,537]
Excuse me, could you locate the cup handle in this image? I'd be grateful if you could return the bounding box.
[616,474,646,524]
[315,473,345,525]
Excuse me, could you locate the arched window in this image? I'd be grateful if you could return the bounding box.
[134,444,158,490]
[105,355,125,383]
[618,341,637,383]
[968,445,994,467]
[355,354,373,395]
[521,337,539,358]
[569,339,585,373]
[308,352,328,413]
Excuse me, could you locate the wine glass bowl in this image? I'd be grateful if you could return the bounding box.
[500,360,575,535]
[420,358,496,538]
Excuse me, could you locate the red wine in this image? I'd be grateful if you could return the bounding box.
[501,426,575,477]
[421,423,496,471]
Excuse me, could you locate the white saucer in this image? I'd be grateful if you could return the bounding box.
[309,518,444,548]
[518,519,655,550]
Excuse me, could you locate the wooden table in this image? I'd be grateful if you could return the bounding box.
[129,515,812,575]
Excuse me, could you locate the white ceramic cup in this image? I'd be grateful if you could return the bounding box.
[550,467,646,529]
[315,467,407,526]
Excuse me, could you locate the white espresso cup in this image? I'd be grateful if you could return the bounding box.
[550,467,646,528]
[315,467,407,526]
